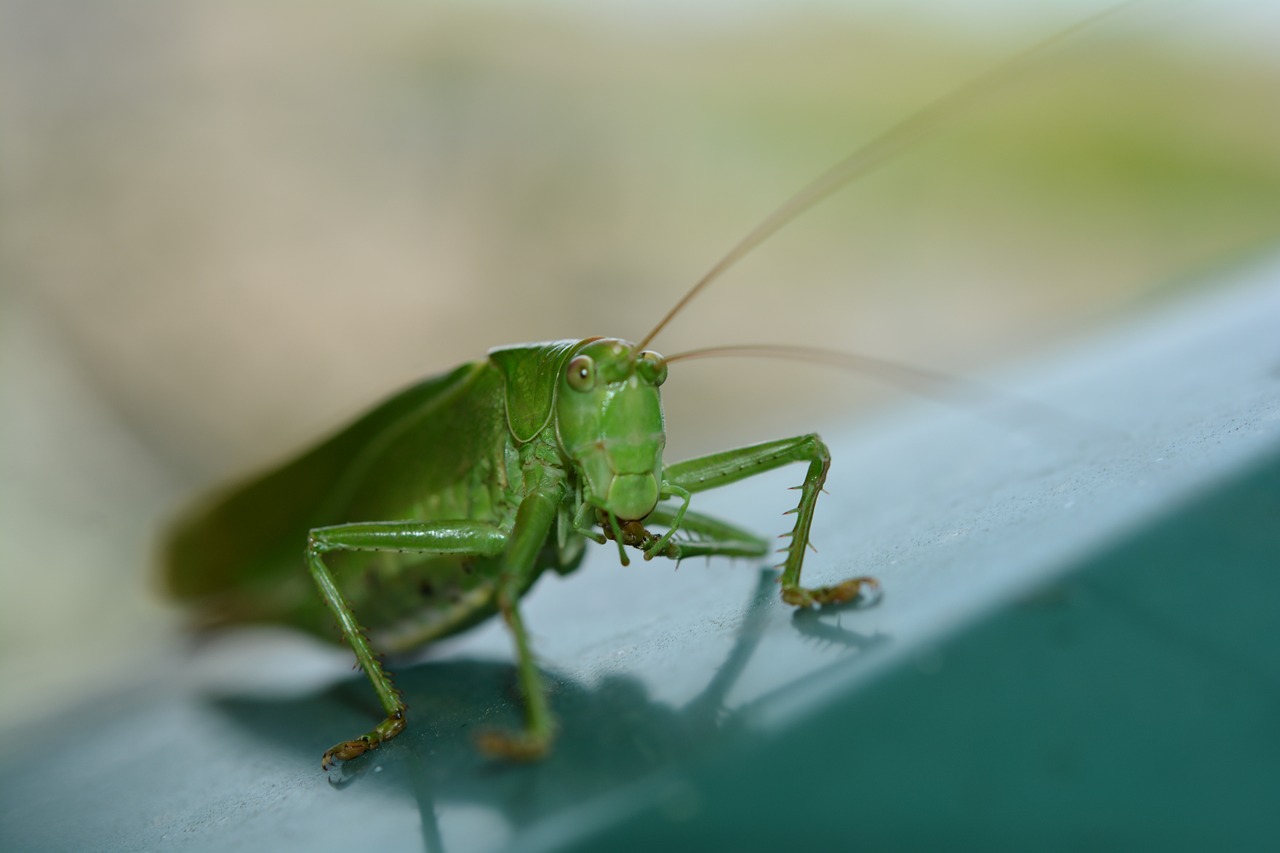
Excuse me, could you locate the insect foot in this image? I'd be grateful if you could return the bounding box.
[781,575,882,609]
[320,710,406,770]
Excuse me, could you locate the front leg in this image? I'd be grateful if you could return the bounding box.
[663,434,879,608]
[306,520,506,769]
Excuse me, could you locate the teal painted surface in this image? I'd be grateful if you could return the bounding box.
[556,446,1280,851]
[2,255,1278,851]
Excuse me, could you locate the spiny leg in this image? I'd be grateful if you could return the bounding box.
[644,505,769,560]
[663,434,878,607]
[307,520,506,769]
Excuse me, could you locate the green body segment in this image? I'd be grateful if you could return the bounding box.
[163,337,875,768]
[165,358,552,649]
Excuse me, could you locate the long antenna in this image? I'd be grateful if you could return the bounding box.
[635,3,1134,351]
[665,344,990,401]
[664,344,1119,441]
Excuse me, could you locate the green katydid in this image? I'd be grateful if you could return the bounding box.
[163,10,1124,770]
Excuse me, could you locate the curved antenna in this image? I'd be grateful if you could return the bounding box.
[635,3,1135,352]
[666,344,991,405]
[664,344,1116,441]
[668,344,980,397]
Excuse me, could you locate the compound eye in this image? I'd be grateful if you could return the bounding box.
[566,354,595,392]
[635,350,668,386]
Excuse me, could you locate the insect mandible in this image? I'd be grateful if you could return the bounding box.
[162,10,1122,770]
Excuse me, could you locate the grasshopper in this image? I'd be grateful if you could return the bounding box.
[163,9,1122,769]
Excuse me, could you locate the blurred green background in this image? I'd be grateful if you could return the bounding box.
[2,0,1280,746]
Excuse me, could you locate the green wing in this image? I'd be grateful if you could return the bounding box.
[162,360,492,604]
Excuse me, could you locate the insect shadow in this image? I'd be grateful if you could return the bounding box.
[210,570,886,841]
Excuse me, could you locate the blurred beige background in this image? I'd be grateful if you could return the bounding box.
[3,0,1279,730]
